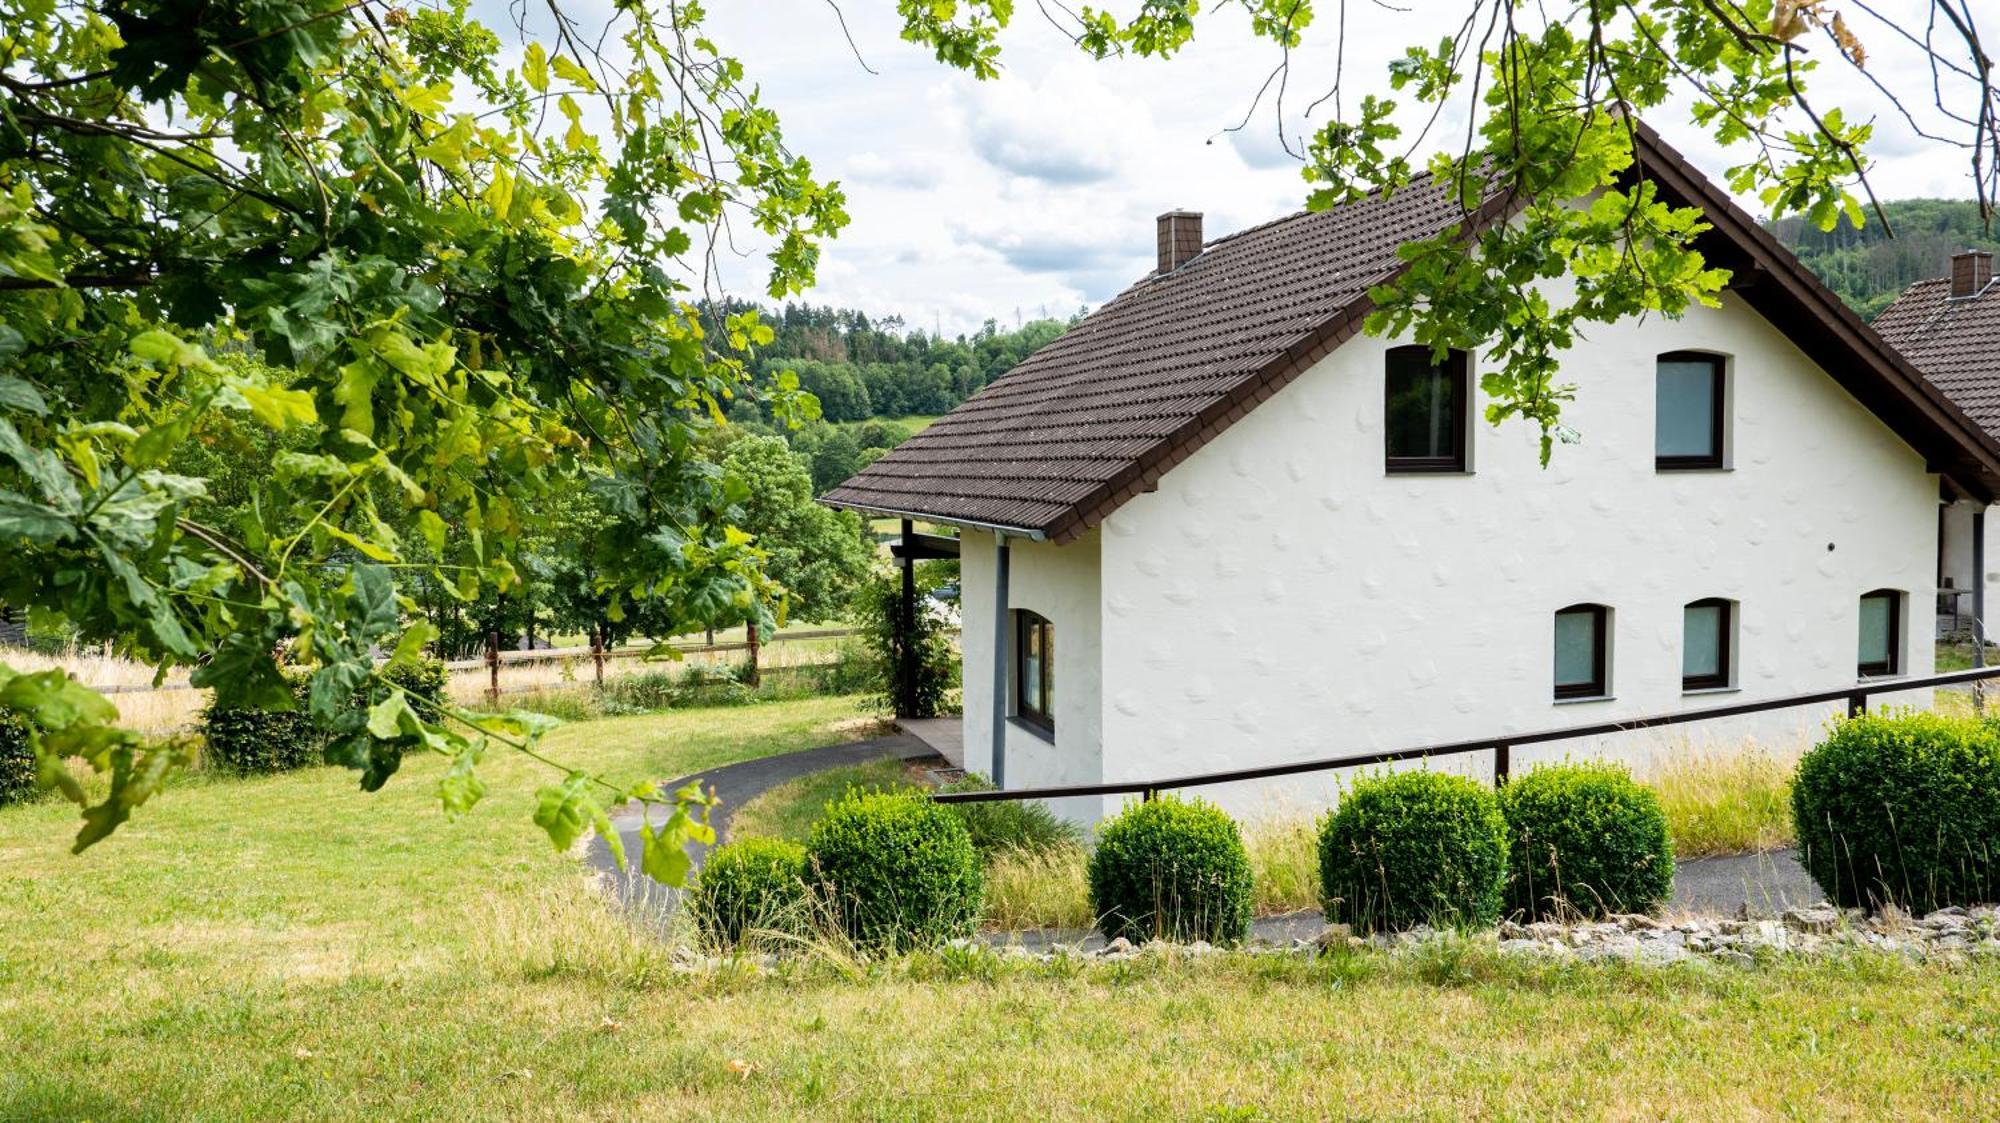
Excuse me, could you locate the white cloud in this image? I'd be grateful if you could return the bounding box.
[645,1,1994,333]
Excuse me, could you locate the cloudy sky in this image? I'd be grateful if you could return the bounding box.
[671,2,1990,335]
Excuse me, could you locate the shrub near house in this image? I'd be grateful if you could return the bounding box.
[1318,771,1510,934]
[1500,763,1675,920]
[807,789,983,951]
[1792,713,2000,913]
[1087,795,1254,946]
[689,837,810,948]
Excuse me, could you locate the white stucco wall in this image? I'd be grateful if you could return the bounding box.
[1080,290,1940,822]
[959,528,1108,823]
[951,291,1944,827]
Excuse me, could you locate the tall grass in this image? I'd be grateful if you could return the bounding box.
[1646,745,1796,857]
[985,844,1094,931]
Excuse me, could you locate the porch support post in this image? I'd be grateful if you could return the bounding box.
[1975,507,1987,664]
[1975,507,1988,715]
[897,519,917,718]
[991,533,1012,789]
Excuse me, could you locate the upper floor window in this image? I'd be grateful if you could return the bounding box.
[1014,610,1054,731]
[1553,603,1610,700]
[1682,598,1734,691]
[1857,589,1902,678]
[1385,345,1468,473]
[1656,352,1726,470]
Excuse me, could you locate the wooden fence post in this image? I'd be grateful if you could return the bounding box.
[745,620,761,687]
[486,631,500,704]
[1493,744,1511,786]
[590,626,605,689]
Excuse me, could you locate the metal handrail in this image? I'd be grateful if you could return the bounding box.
[932,662,2000,805]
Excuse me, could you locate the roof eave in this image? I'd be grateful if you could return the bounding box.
[816,496,1050,541]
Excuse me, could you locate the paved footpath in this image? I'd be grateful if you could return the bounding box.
[584,733,943,917]
[581,737,1825,933]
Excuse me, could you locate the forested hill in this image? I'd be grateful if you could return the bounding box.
[740,303,1084,422]
[1769,199,2000,321]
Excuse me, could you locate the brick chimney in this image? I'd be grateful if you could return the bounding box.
[1156,210,1203,275]
[1950,249,1993,298]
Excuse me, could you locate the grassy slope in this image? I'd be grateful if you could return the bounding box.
[4,698,1998,1118]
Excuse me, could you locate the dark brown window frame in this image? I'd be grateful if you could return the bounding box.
[1682,597,1734,692]
[1655,351,1727,471]
[1384,345,1470,474]
[1553,603,1610,701]
[1857,589,1902,678]
[1013,609,1054,732]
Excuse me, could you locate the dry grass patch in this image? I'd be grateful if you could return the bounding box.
[1646,744,1797,857]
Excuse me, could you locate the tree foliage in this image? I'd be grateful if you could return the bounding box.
[898,0,2000,461]
[0,0,838,859]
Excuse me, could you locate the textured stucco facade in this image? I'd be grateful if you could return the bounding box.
[958,291,1942,825]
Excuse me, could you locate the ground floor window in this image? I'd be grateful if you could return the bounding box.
[1553,603,1610,700]
[1858,589,1901,677]
[1014,610,1054,731]
[1682,598,1733,691]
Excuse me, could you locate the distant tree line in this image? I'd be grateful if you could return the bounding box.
[1770,200,2000,322]
[710,301,1081,493]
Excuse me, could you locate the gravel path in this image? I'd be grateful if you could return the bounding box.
[580,737,1823,934]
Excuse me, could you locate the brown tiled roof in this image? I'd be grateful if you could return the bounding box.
[826,125,2000,539]
[1872,277,2000,439]
[824,175,1509,538]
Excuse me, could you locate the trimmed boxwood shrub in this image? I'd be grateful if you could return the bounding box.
[199,676,322,774]
[1793,712,2000,913]
[1500,762,1675,920]
[688,837,810,948]
[0,712,37,807]
[1087,795,1253,945]
[806,789,983,951]
[1319,770,1509,933]
[382,656,449,713]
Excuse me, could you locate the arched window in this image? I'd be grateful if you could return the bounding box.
[1682,598,1735,691]
[1384,345,1468,473]
[1857,590,1902,677]
[1553,603,1611,700]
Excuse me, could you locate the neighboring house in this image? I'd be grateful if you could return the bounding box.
[1873,250,2000,642]
[825,124,2000,823]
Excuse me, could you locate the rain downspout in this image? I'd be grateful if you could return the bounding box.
[991,533,1011,788]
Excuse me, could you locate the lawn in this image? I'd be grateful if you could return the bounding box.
[3,696,1997,1119]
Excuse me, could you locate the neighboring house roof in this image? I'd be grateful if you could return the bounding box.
[825,123,2000,541]
[1873,276,2000,442]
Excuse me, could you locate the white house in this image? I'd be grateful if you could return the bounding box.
[826,125,2000,824]
[1874,249,2000,645]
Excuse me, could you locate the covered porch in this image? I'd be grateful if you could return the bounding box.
[888,519,964,769]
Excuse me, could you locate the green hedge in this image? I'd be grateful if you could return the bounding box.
[1318,770,1509,933]
[806,789,983,951]
[199,676,322,774]
[1087,795,1253,945]
[1500,762,1675,920]
[688,837,811,948]
[0,712,36,807]
[1793,713,2000,913]
[382,656,449,713]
